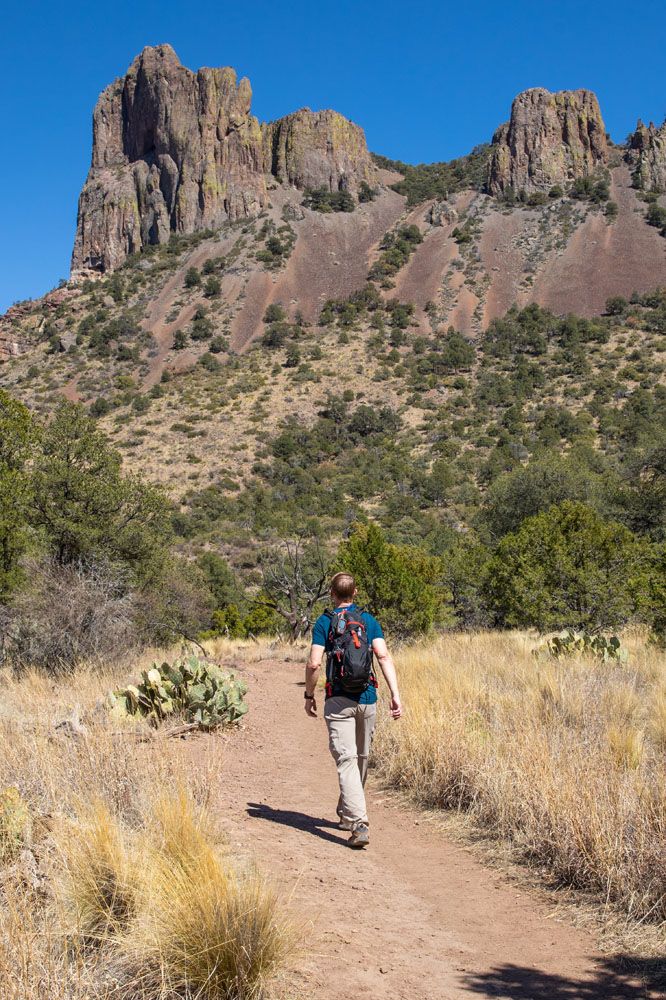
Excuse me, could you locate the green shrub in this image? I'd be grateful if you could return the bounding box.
[264,304,286,324]
[606,295,628,316]
[302,187,356,213]
[646,202,666,235]
[372,146,490,205]
[209,336,228,354]
[570,174,610,204]
[369,225,423,281]
[358,181,378,203]
[0,392,37,599]
[203,276,221,298]
[485,501,649,631]
[335,522,451,637]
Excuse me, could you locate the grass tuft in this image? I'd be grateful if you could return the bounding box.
[58,799,137,939]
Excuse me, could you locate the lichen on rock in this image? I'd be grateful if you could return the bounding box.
[72,45,268,275]
[71,46,377,277]
[263,108,374,194]
[628,119,666,193]
[487,88,608,196]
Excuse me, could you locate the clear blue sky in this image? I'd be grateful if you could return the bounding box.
[2,0,665,313]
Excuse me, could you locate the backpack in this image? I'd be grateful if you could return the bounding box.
[325,607,374,695]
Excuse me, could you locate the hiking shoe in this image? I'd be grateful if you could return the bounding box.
[348,823,369,849]
[338,817,353,832]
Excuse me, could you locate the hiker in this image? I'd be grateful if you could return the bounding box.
[304,572,402,849]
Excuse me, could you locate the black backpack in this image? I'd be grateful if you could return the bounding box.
[325,607,374,695]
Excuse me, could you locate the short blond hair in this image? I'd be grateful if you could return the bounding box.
[330,572,356,604]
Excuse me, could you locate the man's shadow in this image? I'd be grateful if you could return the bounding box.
[247,802,347,846]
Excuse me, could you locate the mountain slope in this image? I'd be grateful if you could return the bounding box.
[2,48,666,587]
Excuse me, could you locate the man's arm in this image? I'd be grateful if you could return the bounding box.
[304,643,324,717]
[372,637,403,719]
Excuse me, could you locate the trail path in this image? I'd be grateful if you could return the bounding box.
[203,656,657,1000]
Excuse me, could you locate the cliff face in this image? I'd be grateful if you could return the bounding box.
[72,46,376,275]
[72,45,267,274]
[487,88,608,195]
[263,108,374,193]
[629,120,666,192]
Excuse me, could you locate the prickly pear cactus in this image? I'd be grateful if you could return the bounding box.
[0,786,31,863]
[534,630,627,662]
[109,654,248,730]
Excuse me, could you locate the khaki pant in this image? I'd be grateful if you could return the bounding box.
[324,696,377,827]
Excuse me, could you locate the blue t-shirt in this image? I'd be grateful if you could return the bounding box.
[312,603,383,704]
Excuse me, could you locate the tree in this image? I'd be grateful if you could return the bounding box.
[484,501,649,632]
[264,303,286,324]
[30,401,172,584]
[184,267,201,288]
[422,458,455,506]
[0,391,37,599]
[646,544,666,641]
[441,535,492,628]
[605,296,627,316]
[204,276,221,298]
[196,551,243,610]
[256,536,329,640]
[440,330,475,371]
[284,344,301,368]
[335,522,450,638]
[479,453,607,540]
[358,181,377,203]
[618,445,666,541]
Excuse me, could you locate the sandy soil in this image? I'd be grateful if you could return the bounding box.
[196,655,657,1000]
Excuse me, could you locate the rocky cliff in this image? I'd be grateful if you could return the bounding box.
[487,88,608,195]
[628,119,666,192]
[72,46,376,275]
[72,45,268,274]
[263,108,374,193]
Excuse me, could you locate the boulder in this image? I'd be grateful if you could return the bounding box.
[427,200,458,226]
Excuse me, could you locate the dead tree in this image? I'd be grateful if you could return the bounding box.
[255,537,329,641]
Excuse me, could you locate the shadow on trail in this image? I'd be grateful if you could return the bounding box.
[246,802,347,846]
[462,955,665,999]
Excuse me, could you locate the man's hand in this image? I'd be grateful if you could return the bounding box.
[305,645,323,718]
[304,696,317,718]
[389,696,403,720]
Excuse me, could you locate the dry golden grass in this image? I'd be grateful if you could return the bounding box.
[124,803,295,1000]
[374,630,666,927]
[0,646,295,1000]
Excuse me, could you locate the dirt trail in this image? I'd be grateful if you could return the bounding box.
[201,656,656,1000]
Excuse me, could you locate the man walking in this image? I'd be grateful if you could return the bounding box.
[304,572,402,849]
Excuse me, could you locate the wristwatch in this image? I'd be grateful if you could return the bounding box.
[304,692,315,700]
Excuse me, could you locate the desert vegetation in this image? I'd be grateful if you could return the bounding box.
[302,187,356,213]
[0,643,295,999]
[5,285,666,654]
[372,146,491,204]
[373,629,666,931]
